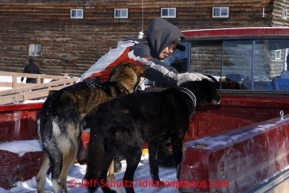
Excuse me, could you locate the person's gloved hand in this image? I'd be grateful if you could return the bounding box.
[176,72,211,86]
[137,77,146,91]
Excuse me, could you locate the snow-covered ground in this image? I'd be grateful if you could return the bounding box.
[0,140,178,193]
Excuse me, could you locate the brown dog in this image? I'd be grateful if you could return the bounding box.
[36,62,148,193]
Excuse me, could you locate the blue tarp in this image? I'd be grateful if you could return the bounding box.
[266,76,289,90]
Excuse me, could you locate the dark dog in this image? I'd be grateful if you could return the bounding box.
[36,62,148,193]
[85,76,221,193]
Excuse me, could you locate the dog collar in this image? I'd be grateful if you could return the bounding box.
[117,82,129,94]
[180,87,196,107]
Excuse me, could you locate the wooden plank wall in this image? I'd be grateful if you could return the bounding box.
[272,0,289,26]
[0,0,287,77]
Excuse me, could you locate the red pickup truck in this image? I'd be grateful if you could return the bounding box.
[176,27,289,193]
[1,27,289,192]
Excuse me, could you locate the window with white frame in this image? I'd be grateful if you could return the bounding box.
[70,9,84,19]
[29,44,42,56]
[114,9,128,18]
[282,9,287,19]
[161,8,176,18]
[212,7,229,18]
[275,50,281,59]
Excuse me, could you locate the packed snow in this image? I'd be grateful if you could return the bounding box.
[0,147,179,193]
[0,140,42,157]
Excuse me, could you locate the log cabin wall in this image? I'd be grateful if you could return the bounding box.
[0,0,287,77]
[272,0,289,26]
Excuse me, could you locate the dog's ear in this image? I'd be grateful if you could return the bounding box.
[135,65,150,75]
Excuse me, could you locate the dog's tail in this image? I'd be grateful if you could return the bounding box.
[37,96,55,147]
[37,102,63,181]
[37,109,64,192]
[37,94,81,189]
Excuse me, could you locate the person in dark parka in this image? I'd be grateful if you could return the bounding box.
[21,58,41,83]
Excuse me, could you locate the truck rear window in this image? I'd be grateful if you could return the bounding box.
[165,39,289,91]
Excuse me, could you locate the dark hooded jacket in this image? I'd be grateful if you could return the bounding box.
[80,17,185,86]
[131,17,185,86]
[143,17,185,59]
[21,58,41,83]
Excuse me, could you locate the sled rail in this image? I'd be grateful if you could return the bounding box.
[0,71,79,105]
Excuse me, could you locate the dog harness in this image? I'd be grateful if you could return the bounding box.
[179,87,196,107]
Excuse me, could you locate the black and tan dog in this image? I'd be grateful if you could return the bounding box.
[36,62,148,193]
[85,76,221,193]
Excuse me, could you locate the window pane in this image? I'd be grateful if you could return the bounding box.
[169,9,175,16]
[162,9,168,16]
[222,41,252,77]
[253,41,270,83]
[71,10,76,17]
[77,10,83,17]
[275,50,281,59]
[187,39,289,91]
[36,45,42,55]
[121,10,127,17]
[190,40,223,76]
[214,8,220,16]
[282,9,287,18]
[222,41,252,89]
[30,44,35,55]
[254,40,289,90]
[221,8,228,16]
[115,10,121,17]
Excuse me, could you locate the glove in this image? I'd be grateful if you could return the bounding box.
[138,77,146,90]
[176,72,211,86]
